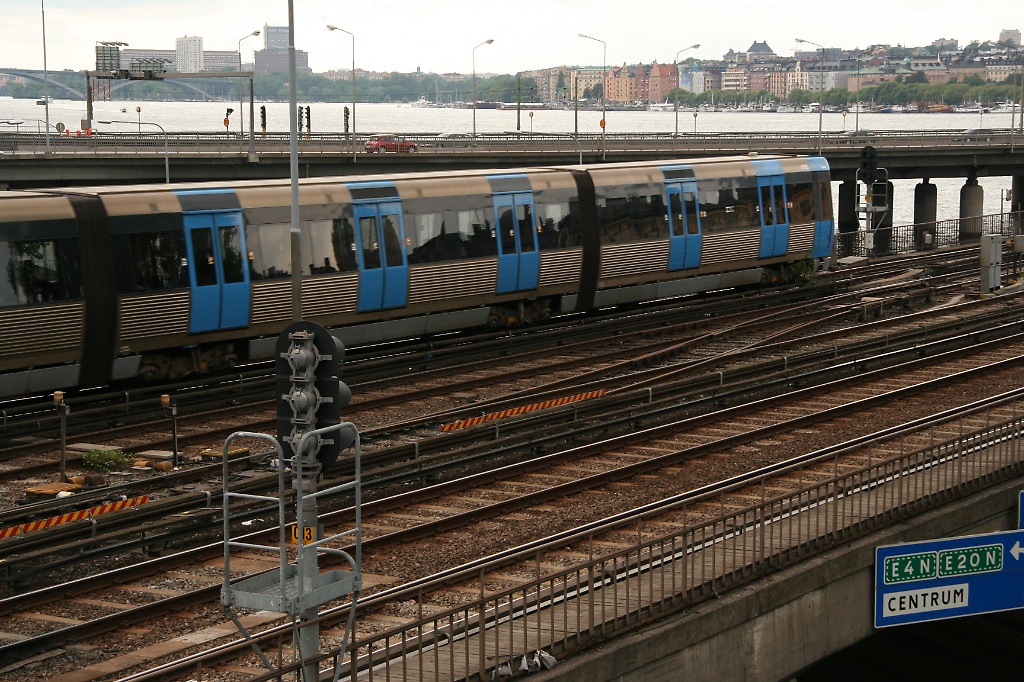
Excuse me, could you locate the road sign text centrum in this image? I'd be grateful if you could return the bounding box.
[884,545,1002,584]
[875,529,1024,628]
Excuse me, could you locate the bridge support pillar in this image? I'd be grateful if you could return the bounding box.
[914,179,937,249]
[838,180,858,233]
[960,178,984,238]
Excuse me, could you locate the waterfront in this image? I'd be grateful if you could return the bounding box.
[0,98,1017,225]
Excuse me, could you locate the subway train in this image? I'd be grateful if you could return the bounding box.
[0,154,834,399]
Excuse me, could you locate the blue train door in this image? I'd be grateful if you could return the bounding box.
[353,200,409,312]
[666,181,702,271]
[756,173,789,259]
[493,192,540,294]
[182,210,250,333]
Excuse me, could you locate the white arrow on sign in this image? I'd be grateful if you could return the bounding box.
[1011,541,1024,561]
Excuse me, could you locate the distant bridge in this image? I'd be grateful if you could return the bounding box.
[0,68,219,101]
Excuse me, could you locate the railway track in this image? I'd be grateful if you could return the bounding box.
[4,311,1024,679]
[2,279,1022,581]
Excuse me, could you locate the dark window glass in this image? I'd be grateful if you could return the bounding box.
[219,225,245,284]
[517,203,535,253]
[669,191,685,237]
[381,213,404,267]
[246,222,290,280]
[359,216,380,269]
[815,174,834,221]
[332,217,358,272]
[0,238,81,307]
[684,191,700,234]
[536,201,574,250]
[787,182,815,223]
[760,185,776,226]
[773,184,787,224]
[408,212,447,263]
[699,180,760,233]
[498,204,517,254]
[190,227,217,286]
[455,208,495,258]
[128,230,186,291]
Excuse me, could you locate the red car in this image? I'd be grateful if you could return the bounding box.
[364,134,418,153]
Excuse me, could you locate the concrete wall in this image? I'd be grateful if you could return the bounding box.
[532,477,1024,682]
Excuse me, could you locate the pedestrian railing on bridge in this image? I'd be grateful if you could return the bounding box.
[836,211,1024,259]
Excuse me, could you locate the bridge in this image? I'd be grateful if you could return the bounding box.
[1,128,1022,228]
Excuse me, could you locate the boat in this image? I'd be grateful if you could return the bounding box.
[647,100,675,112]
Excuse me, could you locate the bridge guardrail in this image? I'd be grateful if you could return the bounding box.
[1,128,1021,157]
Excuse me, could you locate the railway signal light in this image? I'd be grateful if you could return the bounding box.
[297,105,304,129]
[259,105,266,132]
[344,106,350,133]
[860,145,878,184]
[305,106,311,132]
[275,321,353,474]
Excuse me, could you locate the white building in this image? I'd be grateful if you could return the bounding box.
[175,36,204,73]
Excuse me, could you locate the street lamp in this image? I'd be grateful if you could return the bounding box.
[327,24,356,162]
[1,120,24,133]
[579,33,606,159]
[674,43,700,135]
[796,38,825,154]
[238,30,260,140]
[997,42,1024,132]
[40,0,50,154]
[472,38,494,138]
[97,119,169,183]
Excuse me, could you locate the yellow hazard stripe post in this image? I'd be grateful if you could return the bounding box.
[441,389,606,432]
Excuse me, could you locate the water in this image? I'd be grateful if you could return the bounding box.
[1,97,1016,225]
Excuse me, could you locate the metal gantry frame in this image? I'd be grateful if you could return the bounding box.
[221,424,362,682]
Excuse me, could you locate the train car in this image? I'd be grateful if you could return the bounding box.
[0,155,833,398]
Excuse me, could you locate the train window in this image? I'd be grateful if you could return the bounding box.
[452,208,495,258]
[517,204,535,253]
[814,173,834,221]
[359,216,381,269]
[331,218,358,272]
[190,228,217,287]
[381,214,404,266]
[407,212,446,264]
[684,191,699,235]
[219,225,245,284]
[0,238,81,307]
[245,223,290,280]
[536,201,574,250]
[597,184,668,243]
[498,204,517,254]
[304,218,351,275]
[126,231,187,292]
[786,181,815,223]
[699,182,760,232]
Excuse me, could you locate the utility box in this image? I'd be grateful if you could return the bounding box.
[1013,234,1024,254]
[980,234,1002,293]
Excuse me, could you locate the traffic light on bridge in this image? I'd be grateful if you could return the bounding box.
[275,321,353,474]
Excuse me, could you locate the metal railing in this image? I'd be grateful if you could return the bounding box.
[836,210,1024,259]
[305,393,1024,681]
[1,128,1022,157]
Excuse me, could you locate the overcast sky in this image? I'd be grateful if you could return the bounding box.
[1,0,1018,75]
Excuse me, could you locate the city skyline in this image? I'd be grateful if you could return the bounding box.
[1,0,1018,76]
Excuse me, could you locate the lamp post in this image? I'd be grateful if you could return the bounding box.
[674,43,700,136]
[693,110,698,134]
[578,33,606,159]
[237,30,260,141]
[40,0,50,154]
[327,24,356,162]
[854,50,870,131]
[998,42,1024,132]
[472,38,494,138]
[97,119,169,183]
[796,38,825,154]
